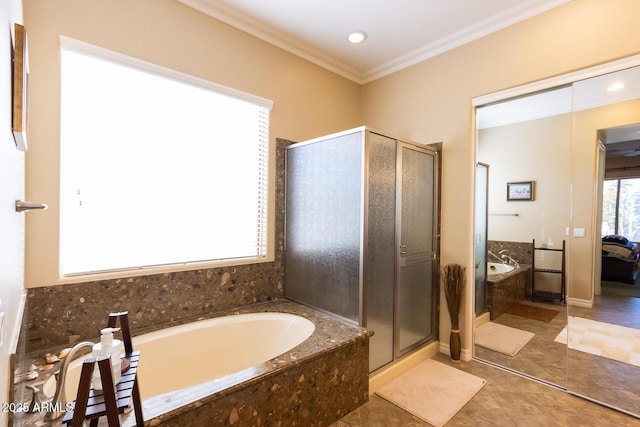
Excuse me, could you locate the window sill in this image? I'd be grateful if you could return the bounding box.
[56,254,274,285]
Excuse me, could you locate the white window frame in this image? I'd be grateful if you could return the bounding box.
[59,37,274,279]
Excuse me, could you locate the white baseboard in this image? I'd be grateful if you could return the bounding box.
[439,341,472,361]
[475,311,490,328]
[566,297,593,308]
[369,341,439,394]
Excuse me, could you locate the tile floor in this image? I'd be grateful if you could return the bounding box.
[333,353,640,426]
[334,284,640,426]
[474,300,567,386]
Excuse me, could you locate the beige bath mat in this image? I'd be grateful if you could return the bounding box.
[475,322,534,356]
[555,316,640,367]
[376,359,486,427]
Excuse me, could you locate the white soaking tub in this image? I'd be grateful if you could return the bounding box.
[44,312,315,402]
[487,262,515,276]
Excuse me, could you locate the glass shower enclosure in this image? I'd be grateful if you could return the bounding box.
[284,127,439,372]
[475,163,489,316]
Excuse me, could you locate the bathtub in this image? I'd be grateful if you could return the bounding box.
[31,299,373,427]
[45,312,315,405]
[487,261,515,276]
[486,264,532,320]
[34,301,370,426]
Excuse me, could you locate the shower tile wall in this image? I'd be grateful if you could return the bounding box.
[23,138,294,352]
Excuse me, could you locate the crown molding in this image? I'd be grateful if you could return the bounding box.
[179,0,571,85]
[178,0,363,82]
[362,0,572,84]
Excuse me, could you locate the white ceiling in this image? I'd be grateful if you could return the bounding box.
[477,65,640,157]
[178,0,570,84]
[478,66,640,129]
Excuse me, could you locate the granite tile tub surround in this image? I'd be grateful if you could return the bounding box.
[153,338,369,427]
[24,138,295,353]
[485,240,533,320]
[14,300,371,427]
[25,263,285,352]
[487,240,532,265]
[486,266,531,320]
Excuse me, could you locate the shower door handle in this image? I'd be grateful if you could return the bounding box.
[15,200,48,213]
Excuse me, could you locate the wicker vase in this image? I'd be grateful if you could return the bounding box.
[450,329,461,362]
[442,263,465,363]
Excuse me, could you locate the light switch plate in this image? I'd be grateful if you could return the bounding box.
[573,228,586,237]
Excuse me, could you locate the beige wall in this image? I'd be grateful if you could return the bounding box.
[361,0,640,351]
[23,0,361,287]
[479,114,572,247]
[479,114,572,294]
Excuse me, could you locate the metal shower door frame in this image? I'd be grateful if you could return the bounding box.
[393,140,439,358]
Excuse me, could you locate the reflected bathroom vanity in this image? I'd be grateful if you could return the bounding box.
[473,56,640,418]
[284,126,439,373]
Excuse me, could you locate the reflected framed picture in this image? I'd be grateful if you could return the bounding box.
[507,181,534,201]
[12,23,28,151]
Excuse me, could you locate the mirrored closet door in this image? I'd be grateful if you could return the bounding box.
[474,86,572,388]
[473,56,640,418]
[566,65,640,416]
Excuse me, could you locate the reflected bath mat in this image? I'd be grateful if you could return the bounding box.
[506,303,559,323]
[475,322,535,356]
[555,316,640,367]
[376,359,486,427]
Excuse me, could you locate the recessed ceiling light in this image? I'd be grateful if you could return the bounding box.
[348,31,367,44]
[607,82,625,92]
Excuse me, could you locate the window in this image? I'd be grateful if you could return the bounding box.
[602,178,640,241]
[60,38,272,276]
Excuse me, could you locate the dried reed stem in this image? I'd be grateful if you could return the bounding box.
[441,263,466,330]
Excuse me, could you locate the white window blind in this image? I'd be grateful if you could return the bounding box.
[59,40,272,276]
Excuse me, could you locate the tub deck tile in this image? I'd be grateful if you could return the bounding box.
[14,299,370,426]
[131,300,371,426]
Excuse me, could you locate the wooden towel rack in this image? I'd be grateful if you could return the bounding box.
[62,311,143,427]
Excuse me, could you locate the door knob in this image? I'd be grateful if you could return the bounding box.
[15,200,48,213]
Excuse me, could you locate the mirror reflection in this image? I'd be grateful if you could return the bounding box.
[567,66,640,416]
[474,86,571,387]
[474,63,640,417]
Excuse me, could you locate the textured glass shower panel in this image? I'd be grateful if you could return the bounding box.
[398,261,434,350]
[284,132,363,322]
[475,164,488,315]
[400,147,434,253]
[398,145,435,351]
[365,132,397,371]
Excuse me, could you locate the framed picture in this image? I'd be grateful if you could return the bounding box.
[507,181,534,201]
[12,23,28,151]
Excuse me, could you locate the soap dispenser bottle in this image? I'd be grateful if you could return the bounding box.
[91,327,123,390]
